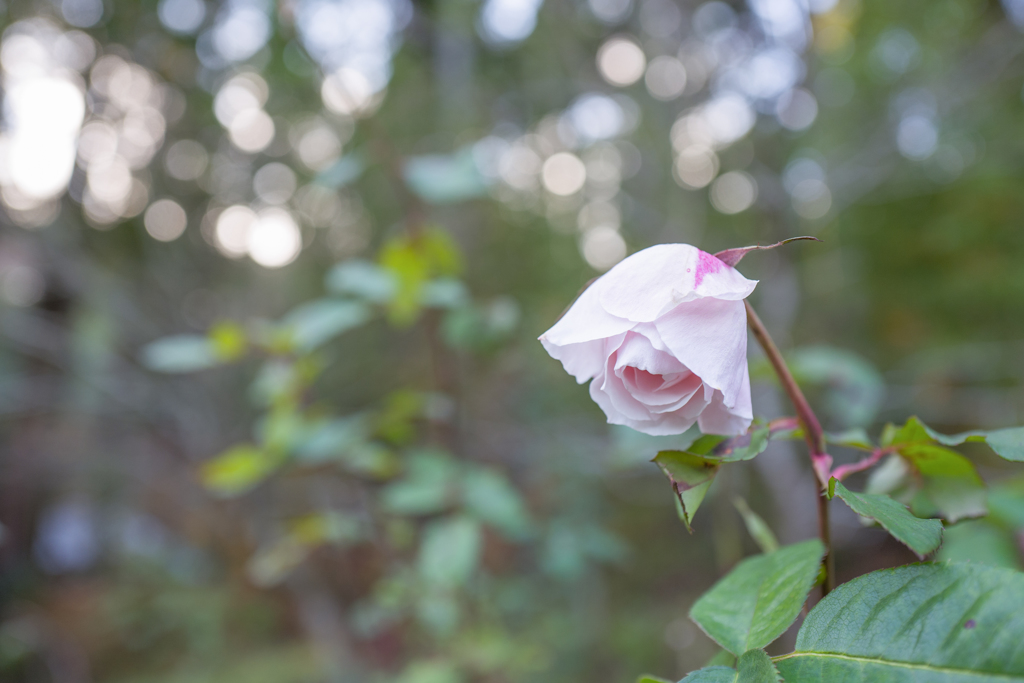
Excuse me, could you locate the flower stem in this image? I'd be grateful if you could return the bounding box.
[744,301,835,596]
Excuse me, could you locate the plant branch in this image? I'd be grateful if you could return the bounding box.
[831,446,896,482]
[744,300,835,595]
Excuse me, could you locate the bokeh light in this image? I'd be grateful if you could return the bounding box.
[144,198,189,242]
[597,37,646,87]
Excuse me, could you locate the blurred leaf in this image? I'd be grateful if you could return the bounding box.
[201,445,280,497]
[418,516,481,588]
[679,667,736,682]
[654,451,720,531]
[314,154,365,188]
[901,443,987,522]
[461,468,533,539]
[733,497,780,554]
[289,512,362,545]
[395,659,463,683]
[829,479,942,558]
[825,427,874,450]
[420,278,470,309]
[689,539,825,655]
[893,416,1024,463]
[208,322,247,360]
[636,677,672,683]
[325,259,397,303]
[776,563,1024,681]
[281,299,371,351]
[247,538,308,587]
[403,146,490,204]
[293,415,369,463]
[786,346,885,428]
[736,649,782,683]
[938,520,1021,569]
[380,228,463,325]
[375,390,426,444]
[141,335,219,373]
[706,651,737,667]
[380,449,460,515]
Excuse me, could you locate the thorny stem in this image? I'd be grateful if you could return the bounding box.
[744,301,835,596]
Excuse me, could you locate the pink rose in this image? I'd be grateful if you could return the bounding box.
[540,244,757,436]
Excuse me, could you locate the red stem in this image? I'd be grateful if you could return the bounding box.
[744,301,835,596]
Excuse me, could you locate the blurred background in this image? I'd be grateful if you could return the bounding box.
[2,0,1024,680]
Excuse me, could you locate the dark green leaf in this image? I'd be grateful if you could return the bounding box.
[654,451,720,531]
[689,539,825,655]
[830,479,943,558]
[737,649,781,683]
[776,562,1024,681]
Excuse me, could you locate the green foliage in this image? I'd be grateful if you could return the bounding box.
[829,479,943,558]
[689,540,825,656]
[786,346,886,428]
[736,649,782,683]
[142,335,222,373]
[733,498,780,554]
[201,445,281,497]
[279,299,371,351]
[653,451,719,531]
[774,562,1024,681]
[679,667,736,682]
[380,228,463,325]
[418,516,482,588]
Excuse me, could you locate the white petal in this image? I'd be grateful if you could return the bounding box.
[613,331,687,376]
[697,373,752,436]
[653,297,749,408]
[595,244,757,323]
[540,338,606,383]
[539,279,633,347]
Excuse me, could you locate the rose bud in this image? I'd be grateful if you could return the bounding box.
[540,243,756,436]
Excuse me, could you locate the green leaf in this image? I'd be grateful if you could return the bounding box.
[686,423,772,462]
[830,479,943,558]
[281,299,371,351]
[461,468,532,539]
[403,147,489,204]
[325,260,397,303]
[939,520,1022,570]
[635,676,672,683]
[418,516,481,588]
[679,667,736,683]
[775,562,1024,681]
[901,443,987,522]
[825,427,874,450]
[893,415,1024,464]
[380,450,459,515]
[201,445,280,497]
[786,346,885,428]
[736,649,781,683]
[707,651,738,668]
[689,539,825,655]
[733,497,780,554]
[653,451,720,531]
[141,335,219,373]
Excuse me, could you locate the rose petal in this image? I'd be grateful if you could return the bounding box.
[653,297,749,408]
[539,280,634,347]
[540,338,607,383]
[613,332,687,376]
[596,244,757,323]
[697,372,752,436]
